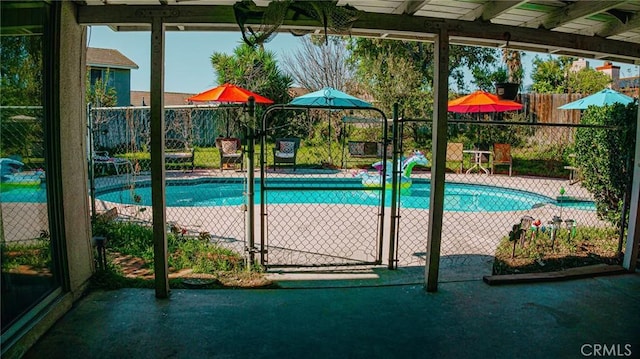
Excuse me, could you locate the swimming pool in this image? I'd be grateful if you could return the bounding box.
[94,178,595,212]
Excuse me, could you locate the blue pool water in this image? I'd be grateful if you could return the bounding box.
[92,178,595,212]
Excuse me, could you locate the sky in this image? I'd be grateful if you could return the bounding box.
[87,25,303,94]
[87,25,639,95]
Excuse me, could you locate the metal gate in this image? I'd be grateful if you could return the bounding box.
[258,104,393,267]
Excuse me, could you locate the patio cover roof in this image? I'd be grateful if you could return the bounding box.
[76,0,640,64]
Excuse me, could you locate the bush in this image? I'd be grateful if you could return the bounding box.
[575,102,637,228]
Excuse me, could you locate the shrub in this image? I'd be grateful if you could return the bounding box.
[575,102,637,228]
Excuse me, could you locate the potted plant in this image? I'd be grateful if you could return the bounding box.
[495,49,523,101]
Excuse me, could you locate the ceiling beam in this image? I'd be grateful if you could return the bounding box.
[459,1,525,22]
[77,4,640,62]
[598,13,640,37]
[540,0,628,30]
[481,1,526,22]
[391,0,428,15]
[352,11,640,61]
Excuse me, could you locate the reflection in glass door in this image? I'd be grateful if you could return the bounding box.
[1,1,61,337]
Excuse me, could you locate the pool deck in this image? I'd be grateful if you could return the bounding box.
[89,169,604,281]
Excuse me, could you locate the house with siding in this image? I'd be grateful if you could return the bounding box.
[86,47,138,107]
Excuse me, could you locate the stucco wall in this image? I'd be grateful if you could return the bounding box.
[58,1,94,296]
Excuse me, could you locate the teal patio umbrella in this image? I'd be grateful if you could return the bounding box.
[290,87,373,108]
[290,87,373,164]
[558,88,634,110]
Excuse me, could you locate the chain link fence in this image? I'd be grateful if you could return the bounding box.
[90,105,250,259]
[86,105,627,280]
[258,107,389,267]
[395,118,623,281]
[1,106,49,244]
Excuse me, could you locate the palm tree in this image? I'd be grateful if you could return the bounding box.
[501,49,523,84]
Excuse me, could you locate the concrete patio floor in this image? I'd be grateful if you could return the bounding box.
[23,270,640,359]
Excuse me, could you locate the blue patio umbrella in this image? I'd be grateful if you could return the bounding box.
[290,87,372,164]
[558,88,635,110]
[290,87,373,108]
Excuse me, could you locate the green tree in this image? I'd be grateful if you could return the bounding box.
[211,43,293,137]
[211,43,292,105]
[1,35,44,159]
[567,68,611,94]
[349,40,493,135]
[86,69,117,107]
[471,66,507,92]
[0,36,42,106]
[469,49,522,92]
[349,38,497,97]
[574,103,637,228]
[348,38,497,145]
[530,55,574,93]
[531,56,612,94]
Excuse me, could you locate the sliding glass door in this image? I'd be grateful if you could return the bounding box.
[1,1,62,338]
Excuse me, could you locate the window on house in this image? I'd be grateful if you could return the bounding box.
[90,68,115,88]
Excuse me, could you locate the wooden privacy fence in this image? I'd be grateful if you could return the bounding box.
[522,93,584,145]
[522,93,583,124]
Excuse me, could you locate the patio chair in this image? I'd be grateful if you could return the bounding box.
[215,137,243,172]
[564,153,581,185]
[93,151,134,176]
[165,139,195,172]
[492,143,512,176]
[446,142,464,173]
[273,138,300,171]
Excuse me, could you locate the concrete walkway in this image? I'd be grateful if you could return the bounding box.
[23,271,640,359]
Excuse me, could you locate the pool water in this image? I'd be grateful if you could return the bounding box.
[93,178,595,212]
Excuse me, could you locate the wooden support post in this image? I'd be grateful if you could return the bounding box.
[425,27,449,292]
[150,17,169,298]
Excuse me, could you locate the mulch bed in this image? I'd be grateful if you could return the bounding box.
[493,236,622,275]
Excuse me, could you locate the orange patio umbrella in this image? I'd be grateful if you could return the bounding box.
[448,90,522,113]
[187,83,274,137]
[187,83,274,104]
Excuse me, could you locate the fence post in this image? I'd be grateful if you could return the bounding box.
[247,97,256,268]
[388,103,399,269]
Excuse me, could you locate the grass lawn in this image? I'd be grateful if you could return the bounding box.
[115,143,570,178]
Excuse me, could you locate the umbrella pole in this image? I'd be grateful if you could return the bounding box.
[226,109,230,137]
[328,113,332,164]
